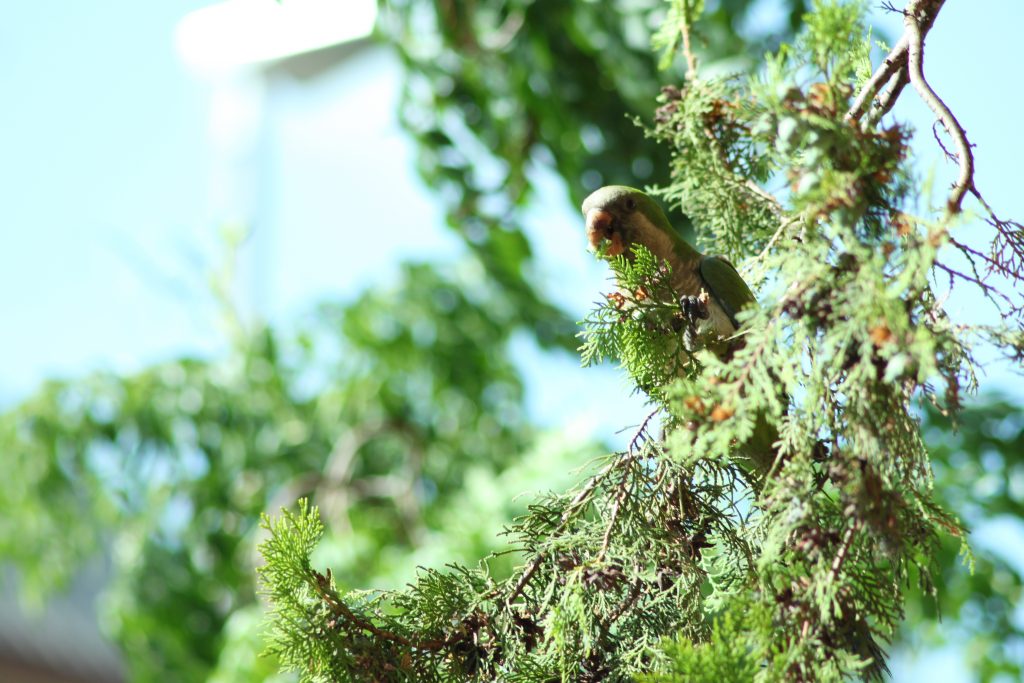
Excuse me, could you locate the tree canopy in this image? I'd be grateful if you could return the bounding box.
[2,1,1023,682]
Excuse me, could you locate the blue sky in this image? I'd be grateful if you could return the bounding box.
[2,2,1023,678]
[1,1,214,395]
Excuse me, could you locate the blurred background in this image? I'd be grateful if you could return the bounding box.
[1,0,1022,681]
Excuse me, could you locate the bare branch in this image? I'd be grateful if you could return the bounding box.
[849,1,1023,315]
[845,35,908,124]
[847,0,943,124]
[968,186,1024,287]
[864,66,909,128]
[903,3,974,213]
[934,259,1016,317]
[947,235,1014,281]
[847,1,980,213]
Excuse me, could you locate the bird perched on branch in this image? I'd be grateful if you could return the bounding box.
[582,185,755,359]
[581,184,774,475]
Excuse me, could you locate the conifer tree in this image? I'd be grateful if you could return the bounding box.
[260,1,1024,680]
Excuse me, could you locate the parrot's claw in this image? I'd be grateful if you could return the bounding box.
[678,294,710,321]
[673,294,711,351]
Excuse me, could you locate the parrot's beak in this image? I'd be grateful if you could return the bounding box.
[585,208,624,256]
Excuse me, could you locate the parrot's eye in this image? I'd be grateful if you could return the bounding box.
[625,197,637,211]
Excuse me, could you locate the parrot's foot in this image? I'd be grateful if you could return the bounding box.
[672,293,712,353]
[677,294,710,322]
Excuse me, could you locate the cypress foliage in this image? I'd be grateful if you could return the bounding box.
[260,1,1024,680]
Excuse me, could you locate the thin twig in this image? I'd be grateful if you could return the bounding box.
[630,408,661,453]
[967,185,1024,295]
[755,215,802,263]
[931,121,957,163]
[903,2,973,213]
[845,35,908,124]
[606,574,645,624]
[865,66,909,128]
[679,1,698,80]
[503,413,657,607]
[598,465,635,561]
[829,520,862,581]
[313,570,461,651]
[935,260,1015,315]
[948,234,1019,282]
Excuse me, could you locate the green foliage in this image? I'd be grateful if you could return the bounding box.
[579,245,701,395]
[652,75,780,262]
[376,0,809,348]
[640,602,770,682]
[0,261,537,681]
[907,398,1024,681]
[799,0,870,76]
[653,0,705,71]
[261,433,732,681]
[5,2,1023,682]
[258,499,359,682]
[258,2,1024,681]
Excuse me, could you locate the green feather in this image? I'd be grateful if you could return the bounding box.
[698,255,756,329]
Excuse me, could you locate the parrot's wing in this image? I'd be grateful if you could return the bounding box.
[698,255,757,329]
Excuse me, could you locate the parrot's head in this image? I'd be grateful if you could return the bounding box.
[581,185,677,261]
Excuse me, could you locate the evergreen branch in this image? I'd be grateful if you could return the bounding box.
[701,119,784,217]
[256,3,1024,679]
[311,569,460,652]
[679,0,699,80]
[504,454,633,607]
[505,412,659,607]
[598,462,636,561]
[605,573,646,625]
[629,408,663,453]
[829,520,862,581]
[598,412,667,563]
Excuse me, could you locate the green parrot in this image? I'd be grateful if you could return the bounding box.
[582,185,755,359]
[581,185,776,471]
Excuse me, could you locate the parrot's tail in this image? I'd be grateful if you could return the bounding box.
[835,615,891,682]
[742,410,781,485]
